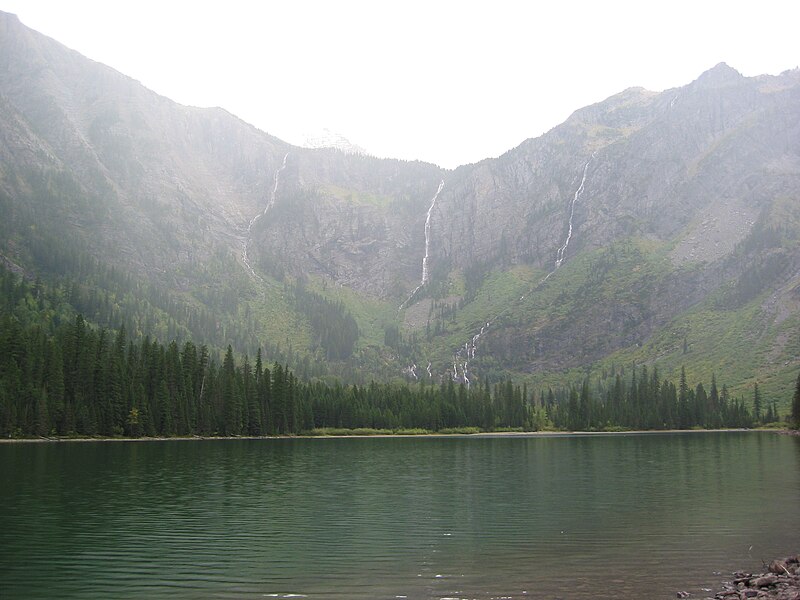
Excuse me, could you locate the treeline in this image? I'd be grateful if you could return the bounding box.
[3,190,263,353]
[0,248,325,384]
[0,311,304,437]
[0,303,774,438]
[0,310,514,437]
[293,283,358,361]
[1,165,287,360]
[0,258,780,438]
[540,366,768,431]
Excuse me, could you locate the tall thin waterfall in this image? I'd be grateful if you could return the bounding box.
[398,180,445,310]
[242,152,290,279]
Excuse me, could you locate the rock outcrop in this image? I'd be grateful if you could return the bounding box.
[705,555,800,600]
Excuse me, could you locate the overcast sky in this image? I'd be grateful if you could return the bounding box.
[2,0,798,168]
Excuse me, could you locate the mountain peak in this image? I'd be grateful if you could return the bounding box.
[301,128,367,155]
[0,9,20,23]
[693,62,743,87]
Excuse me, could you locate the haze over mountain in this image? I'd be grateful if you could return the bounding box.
[1,10,799,404]
[300,129,368,156]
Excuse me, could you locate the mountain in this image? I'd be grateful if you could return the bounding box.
[1,10,799,406]
[301,128,368,155]
[424,64,800,386]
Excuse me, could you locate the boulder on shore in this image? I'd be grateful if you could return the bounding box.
[707,555,800,600]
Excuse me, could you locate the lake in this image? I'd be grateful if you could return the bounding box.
[1,432,798,599]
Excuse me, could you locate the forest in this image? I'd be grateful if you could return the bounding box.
[2,267,782,439]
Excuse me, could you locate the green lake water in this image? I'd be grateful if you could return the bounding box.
[1,432,798,599]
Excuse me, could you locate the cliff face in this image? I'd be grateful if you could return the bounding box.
[250,150,444,298]
[0,11,291,284]
[400,64,800,381]
[428,64,800,276]
[2,10,800,393]
[0,11,448,298]
[247,63,800,307]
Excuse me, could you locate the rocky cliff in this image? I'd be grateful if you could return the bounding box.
[2,10,799,399]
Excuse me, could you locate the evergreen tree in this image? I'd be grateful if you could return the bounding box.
[0,266,764,439]
[753,382,762,424]
[221,346,242,435]
[764,401,775,424]
[792,372,800,430]
[45,340,66,434]
[579,378,591,430]
[678,367,690,428]
[34,387,49,437]
[271,363,286,434]
[708,374,721,429]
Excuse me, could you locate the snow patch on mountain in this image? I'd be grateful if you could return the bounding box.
[301,128,368,155]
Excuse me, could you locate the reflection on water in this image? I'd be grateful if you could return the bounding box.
[1,432,798,599]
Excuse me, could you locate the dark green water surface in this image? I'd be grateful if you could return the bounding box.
[1,432,798,599]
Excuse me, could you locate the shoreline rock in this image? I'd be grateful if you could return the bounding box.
[698,554,800,600]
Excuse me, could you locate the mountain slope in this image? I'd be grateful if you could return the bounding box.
[1,10,799,407]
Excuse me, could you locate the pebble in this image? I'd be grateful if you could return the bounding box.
[707,555,800,600]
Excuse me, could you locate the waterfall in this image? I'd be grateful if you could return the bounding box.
[242,152,290,278]
[421,180,445,285]
[399,181,445,381]
[449,154,596,386]
[452,322,488,386]
[399,180,445,310]
[554,156,591,268]
[403,364,419,380]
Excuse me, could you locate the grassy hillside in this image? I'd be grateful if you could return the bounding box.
[393,231,799,413]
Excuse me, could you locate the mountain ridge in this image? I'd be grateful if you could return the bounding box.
[1,10,799,406]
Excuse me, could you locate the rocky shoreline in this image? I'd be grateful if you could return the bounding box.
[695,555,800,600]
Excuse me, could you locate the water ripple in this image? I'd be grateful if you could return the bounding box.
[1,433,798,599]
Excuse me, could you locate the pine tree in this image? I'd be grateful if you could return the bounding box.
[45,340,66,434]
[694,383,708,428]
[243,356,261,435]
[221,345,241,435]
[157,380,172,435]
[271,363,286,434]
[678,367,689,428]
[34,387,50,437]
[753,382,762,424]
[579,378,591,430]
[708,373,721,428]
[765,401,774,424]
[793,372,800,430]
[720,384,731,425]
[259,364,272,434]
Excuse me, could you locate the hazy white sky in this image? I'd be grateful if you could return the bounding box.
[2,0,798,168]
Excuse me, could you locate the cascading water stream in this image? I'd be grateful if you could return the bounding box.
[554,156,591,268]
[242,152,290,279]
[399,180,444,378]
[399,180,445,311]
[449,153,596,386]
[421,181,445,285]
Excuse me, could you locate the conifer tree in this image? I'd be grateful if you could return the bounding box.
[753,382,762,424]
[678,367,690,428]
[34,387,49,437]
[45,340,66,433]
[579,378,590,430]
[222,345,241,435]
[0,262,771,438]
[793,372,800,430]
[708,374,720,428]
